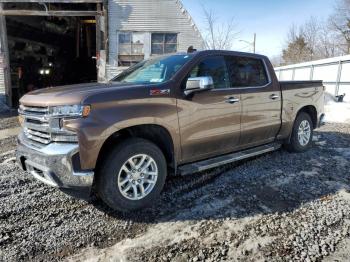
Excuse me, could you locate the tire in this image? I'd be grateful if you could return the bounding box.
[96,138,167,212]
[285,112,313,153]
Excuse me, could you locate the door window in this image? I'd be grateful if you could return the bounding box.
[189,56,229,89]
[226,56,268,87]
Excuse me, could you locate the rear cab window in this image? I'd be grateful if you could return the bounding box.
[225,56,269,87]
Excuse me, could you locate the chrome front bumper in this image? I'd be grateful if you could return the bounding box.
[16,132,94,189]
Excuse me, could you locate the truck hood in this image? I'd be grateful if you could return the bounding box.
[19,82,133,107]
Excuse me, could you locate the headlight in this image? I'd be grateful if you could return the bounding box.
[50,105,90,117]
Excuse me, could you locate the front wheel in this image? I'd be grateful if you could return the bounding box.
[96,138,167,212]
[285,112,313,153]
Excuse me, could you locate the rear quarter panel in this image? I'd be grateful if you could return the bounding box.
[278,81,325,140]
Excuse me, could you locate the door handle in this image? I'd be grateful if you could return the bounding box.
[270,94,279,100]
[225,97,240,104]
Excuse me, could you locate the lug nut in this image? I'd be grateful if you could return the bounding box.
[132,180,135,184]
[137,179,141,183]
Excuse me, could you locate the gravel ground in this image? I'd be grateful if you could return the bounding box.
[0,115,349,261]
[0,111,19,131]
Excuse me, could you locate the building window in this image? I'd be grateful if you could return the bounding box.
[118,32,145,66]
[151,33,178,55]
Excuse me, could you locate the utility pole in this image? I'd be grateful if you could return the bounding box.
[253,33,256,54]
[239,33,256,53]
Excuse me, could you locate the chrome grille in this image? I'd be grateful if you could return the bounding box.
[19,105,49,115]
[19,105,51,145]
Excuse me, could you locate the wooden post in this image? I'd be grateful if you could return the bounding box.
[86,23,91,57]
[0,3,12,107]
[96,3,101,53]
[76,19,80,58]
[103,0,109,60]
[96,3,107,82]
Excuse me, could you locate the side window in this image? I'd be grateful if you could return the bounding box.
[226,56,268,87]
[189,56,229,89]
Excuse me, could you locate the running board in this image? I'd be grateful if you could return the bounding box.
[179,143,281,176]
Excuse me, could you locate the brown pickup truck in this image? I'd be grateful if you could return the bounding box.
[17,50,325,212]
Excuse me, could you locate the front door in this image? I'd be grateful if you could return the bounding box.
[177,55,242,163]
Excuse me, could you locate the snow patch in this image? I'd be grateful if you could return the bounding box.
[324,93,350,124]
[68,221,200,262]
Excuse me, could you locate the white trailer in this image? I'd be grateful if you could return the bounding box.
[275,55,350,102]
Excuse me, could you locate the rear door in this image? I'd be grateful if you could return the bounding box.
[177,55,242,163]
[225,55,281,148]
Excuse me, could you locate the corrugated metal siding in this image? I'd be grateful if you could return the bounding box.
[107,0,205,79]
[275,55,350,100]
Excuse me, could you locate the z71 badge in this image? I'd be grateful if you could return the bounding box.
[150,89,170,96]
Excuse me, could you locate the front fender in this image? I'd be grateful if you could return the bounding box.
[64,98,180,170]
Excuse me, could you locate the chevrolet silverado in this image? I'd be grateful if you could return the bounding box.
[17,50,325,212]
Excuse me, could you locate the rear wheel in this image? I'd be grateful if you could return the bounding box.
[285,112,313,153]
[97,138,167,212]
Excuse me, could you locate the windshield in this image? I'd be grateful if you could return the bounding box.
[112,54,193,84]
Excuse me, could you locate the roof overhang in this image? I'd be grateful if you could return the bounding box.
[0,1,103,16]
[0,1,102,2]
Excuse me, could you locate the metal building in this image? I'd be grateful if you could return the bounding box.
[0,0,204,108]
[275,55,350,102]
[107,0,205,78]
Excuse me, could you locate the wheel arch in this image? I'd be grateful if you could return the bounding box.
[285,105,317,144]
[95,124,176,177]
[297,105,318,129]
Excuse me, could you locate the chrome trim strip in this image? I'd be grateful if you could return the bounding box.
[24,133,50,144]
[25,129,50,139]
[24,122,50,133]
[21,113,49,122]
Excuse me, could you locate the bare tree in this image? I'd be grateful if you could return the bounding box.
[280,0,350,64]
[317,20,339,58]
[202,7,239,50]
[286,24,298,43]
[330,0,350,54]
[301,17,320,60]
[282,25,311,64]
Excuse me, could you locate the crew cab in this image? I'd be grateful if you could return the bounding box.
[17,50,325,212]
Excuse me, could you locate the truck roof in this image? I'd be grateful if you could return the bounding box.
[184,50,269,60]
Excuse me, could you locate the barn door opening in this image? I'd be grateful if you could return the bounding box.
[7,16,97,106]
[0,2,105,107]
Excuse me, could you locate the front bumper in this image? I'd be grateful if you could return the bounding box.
[16,132,94,190]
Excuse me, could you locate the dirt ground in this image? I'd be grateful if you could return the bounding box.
[0,114,349,262]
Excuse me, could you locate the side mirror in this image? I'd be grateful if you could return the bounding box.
[185,76,214,95]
